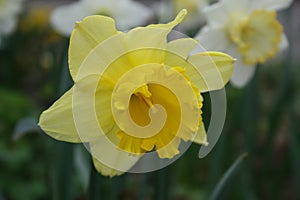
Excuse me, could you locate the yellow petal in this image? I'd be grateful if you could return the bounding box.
[156,136,181,159]
[39,74,116,143]
[148,9,187,29]
[95,76,117,134]
[69,15,120,81]
[72,74,117,141]
[39,88,82,143]
[123,28,167,67]
[187,51,235,92]
[91,156,125,177]
[192,123,208,145]
[123,9,188,66]
[74,32,132,81]
[165,38,198,67]
[89,128,141,177]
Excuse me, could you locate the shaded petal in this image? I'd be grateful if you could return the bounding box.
[69,15,120,81]
[195,26,231,51]
[249,0,293,11]
[203,1,230,28]
[90,129,141,177]
[220,0,249,12]
[228,45,256,87]
[187,52,235,92]
[279,34,289,51]
[230,61,256,87]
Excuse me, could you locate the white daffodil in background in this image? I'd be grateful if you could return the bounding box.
[195,0,293,87]
[0,0,24,45]
[50,0,153,36]
[155,0,209,32]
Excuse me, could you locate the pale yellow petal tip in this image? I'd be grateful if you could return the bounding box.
[170,9,188,27]
[73,15,116,31]
[38,111,49,132]
[92,158,125,178]
[205,51,236,62]
[101,170,124,178]
[176,9,188,21]
[195,136,208,146]
[149,8,187,29]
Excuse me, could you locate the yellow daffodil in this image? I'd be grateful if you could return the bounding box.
[0,0,24,44]
[195,0,292,87]
[39,9,235,177]
[50,0,153,36]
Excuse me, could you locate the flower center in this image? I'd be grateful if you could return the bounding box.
[129,85,153,126]
[111,64,202,159]
[228,10,282,65]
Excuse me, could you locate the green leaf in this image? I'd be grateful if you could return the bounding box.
[209,153,248,200]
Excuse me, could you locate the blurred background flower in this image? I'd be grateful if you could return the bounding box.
[50,0,153,36]
[0,0,24,47]
[195,0,293,87]
[154,0,210,35]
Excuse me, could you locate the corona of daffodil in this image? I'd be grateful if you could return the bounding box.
[50,0,153,36]
[0,0,24,44]
[195,0,293,87]
[39,10,235,177]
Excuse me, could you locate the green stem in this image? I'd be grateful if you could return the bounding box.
[137,173,149,200]
[209,153,248,200]
[240,69,259,200]
[49,40,75,200]
[88,160,102,200]
[50,142,74,200]
[154,168,170,200]
[288,87,300,197]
